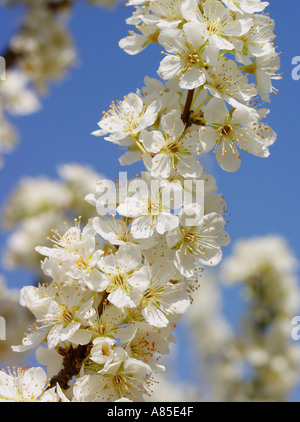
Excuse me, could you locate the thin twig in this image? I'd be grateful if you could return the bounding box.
[181,89,195,128]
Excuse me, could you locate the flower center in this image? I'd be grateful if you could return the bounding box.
[59,305,74,324]
[221,125,233,136]
[107,271,131,294]
[187,50,201,65]
[206,18,222,35]
[113,272,127,287]
[147,200,160,215]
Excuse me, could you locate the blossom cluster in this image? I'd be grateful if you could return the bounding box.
[118,0,279,172]
[0,0,280,402]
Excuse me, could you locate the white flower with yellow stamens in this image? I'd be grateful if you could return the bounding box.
[202,97,271,172]
[117,176,179,239]
[182,0,253,51]
[92,92,161,145]
[140,109,204,179]
[119,324,171,372]
[252,51,281,103]
[72,351,152,401]
[0,367,58,402]
[157,22,218,90]
[96,243,151,309]
[140,262,190,328]
[166,204,230,277]
[119,22,160,56]
[144,0,184,29]
[205,57,257,108]
[36,221,103,277]
[233,14,275,59]
[13,283,96,350]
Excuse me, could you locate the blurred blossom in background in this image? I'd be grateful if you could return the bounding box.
[1,163,103,274]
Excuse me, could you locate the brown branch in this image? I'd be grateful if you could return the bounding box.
[48,344,92,390]
[181,89,194,128]
[2,48,19,69]
[98,291,109,316]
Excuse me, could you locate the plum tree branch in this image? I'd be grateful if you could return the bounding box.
[181,89,195,128]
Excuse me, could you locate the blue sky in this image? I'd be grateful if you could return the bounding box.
[0,0,300,398]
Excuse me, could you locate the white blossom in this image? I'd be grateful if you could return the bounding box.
[92,92,161,145]
[0,367,58,402]
[167,204,230,277]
